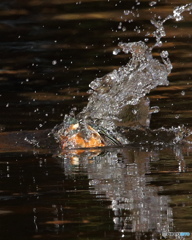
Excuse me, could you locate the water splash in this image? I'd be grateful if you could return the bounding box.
[151,3,192,47]
[80,41,171,130]
[54,41,171,148]
[53,3,192,149]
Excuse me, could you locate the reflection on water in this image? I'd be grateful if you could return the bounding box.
[1,143,192,239]
[58,144,192,239]
[0,0,192,239]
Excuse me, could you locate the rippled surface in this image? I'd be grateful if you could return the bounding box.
[0,0,192,239]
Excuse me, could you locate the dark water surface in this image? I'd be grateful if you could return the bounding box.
[0,0,192,239]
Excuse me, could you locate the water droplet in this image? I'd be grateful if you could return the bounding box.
[132,109,138,115]
[161,50,169,58]
[173,3,192,21]
[149,1,157,7]
[113,48,121,55]
[118,22,122,29]
[150,106,160,114]
[52,60,57,65]
[122,26,127,32]
[124,10,130,15]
